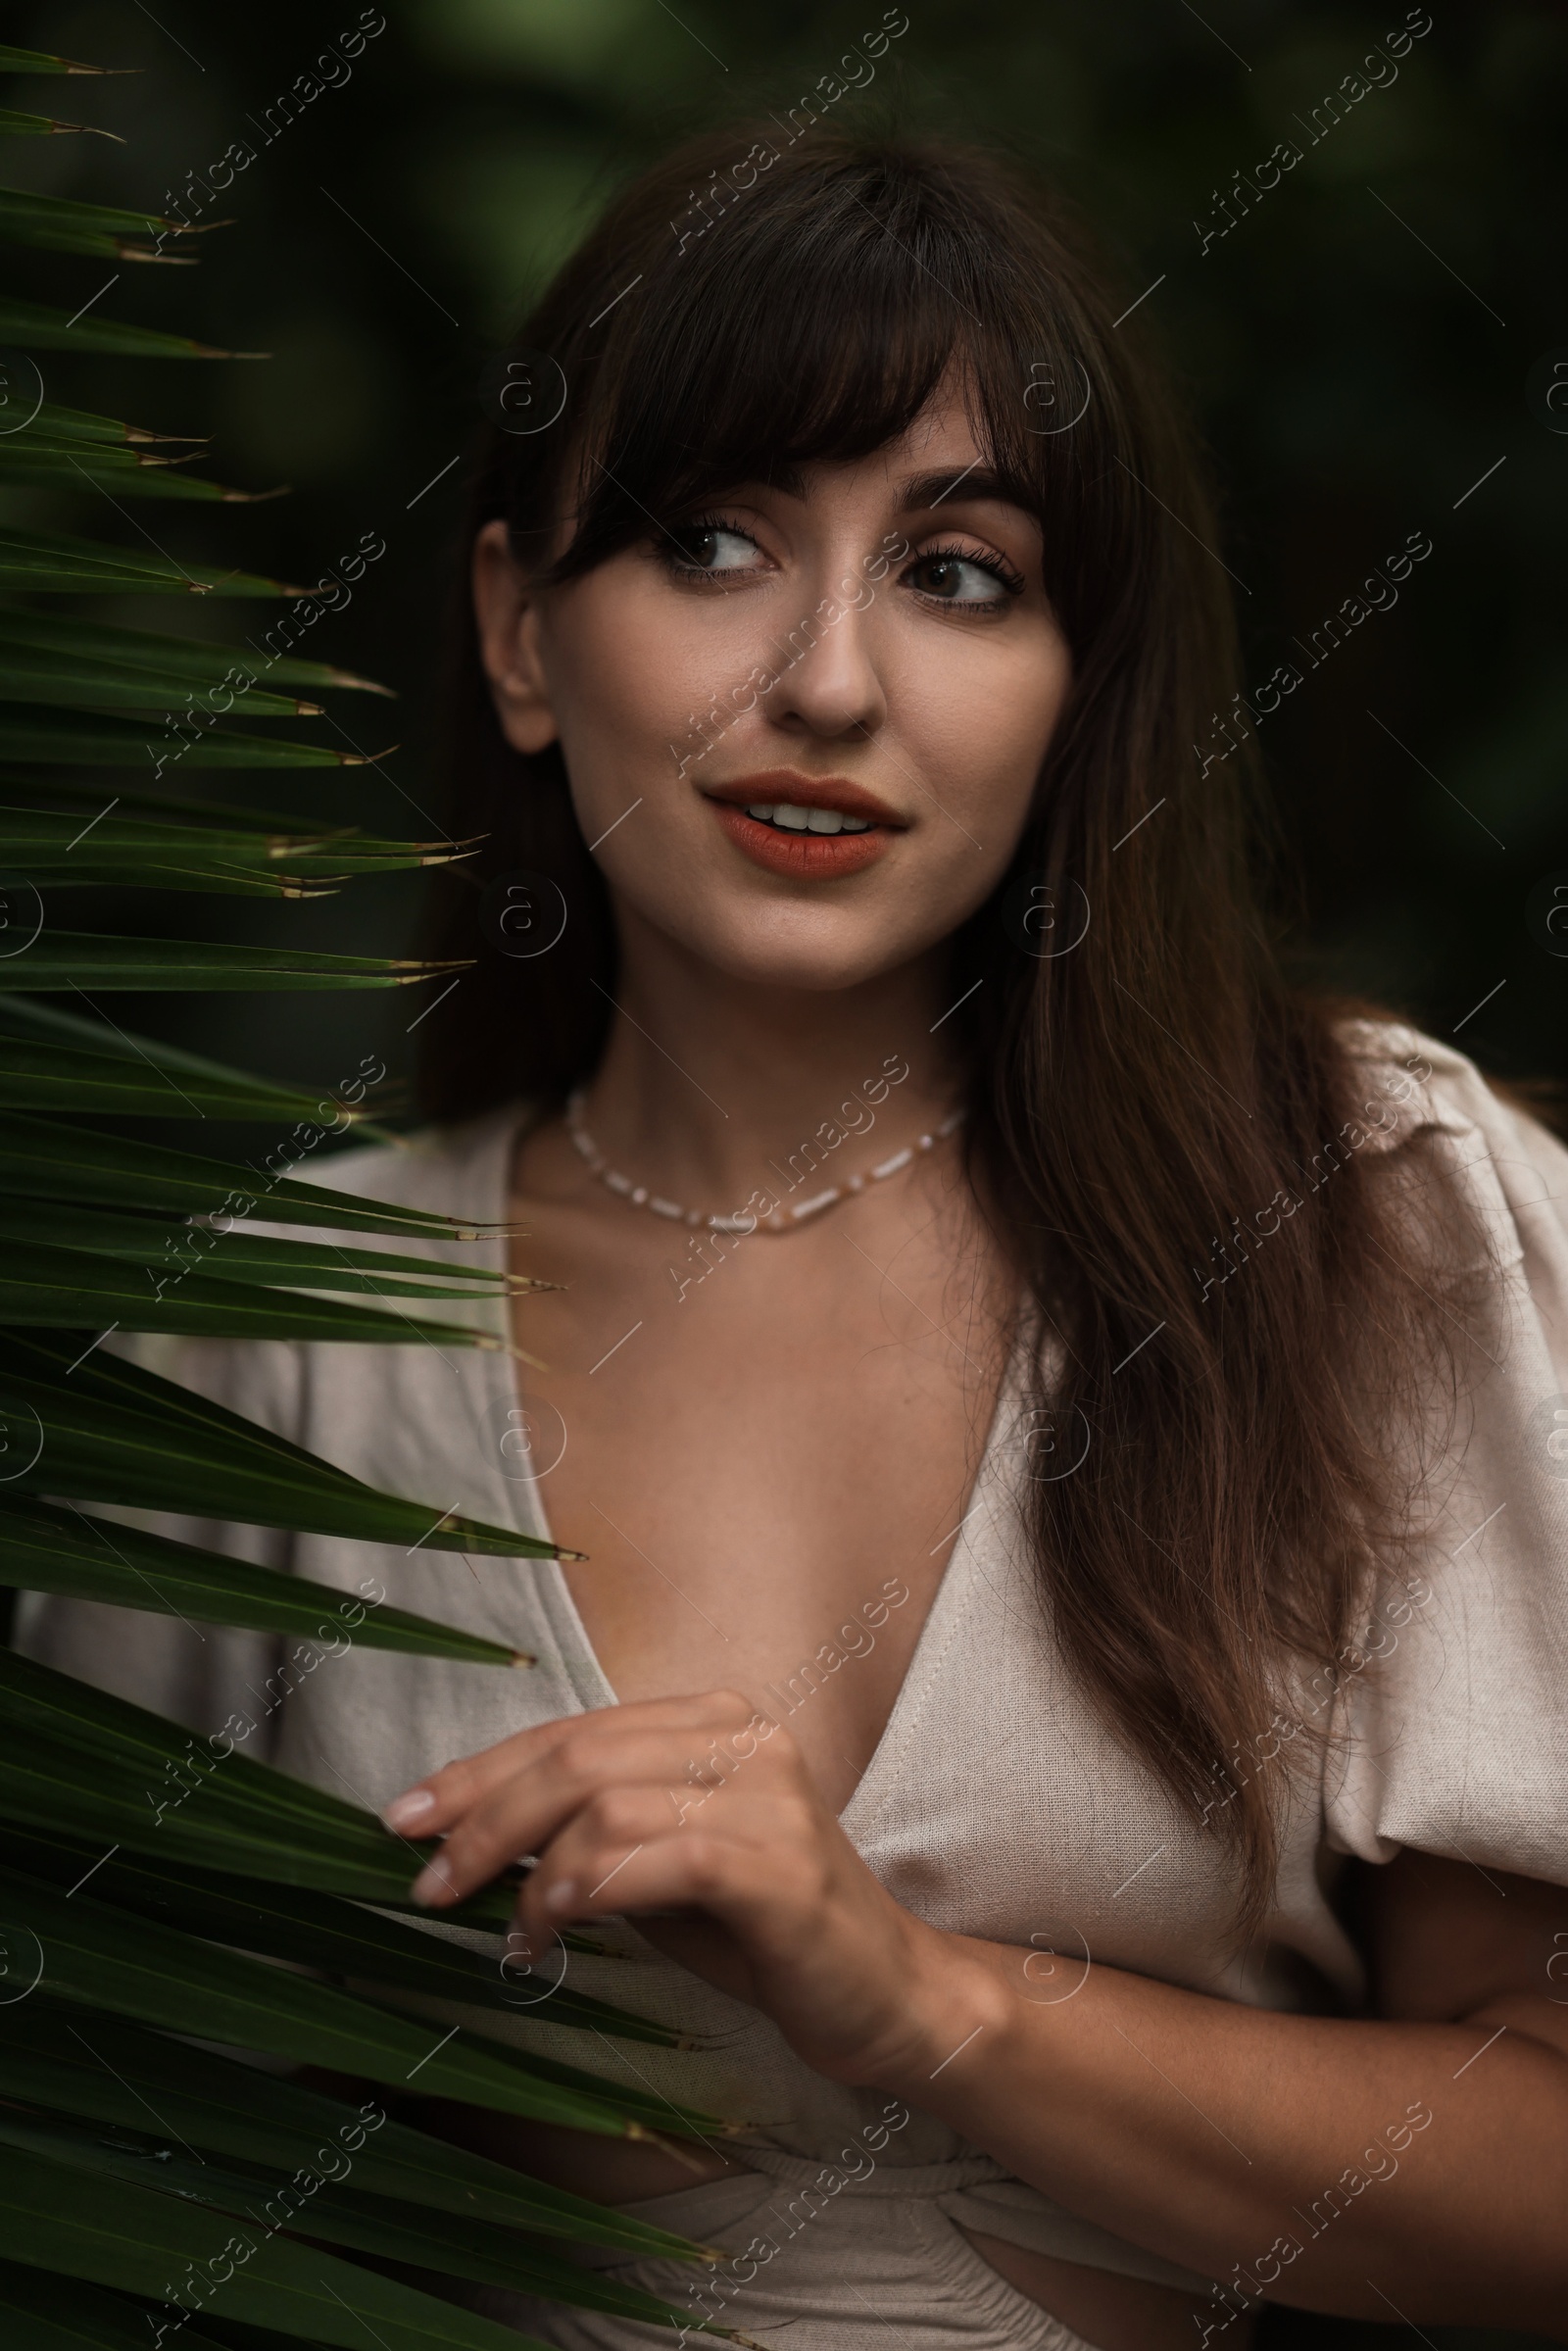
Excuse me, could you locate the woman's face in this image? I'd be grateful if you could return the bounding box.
[473,385,1074,992]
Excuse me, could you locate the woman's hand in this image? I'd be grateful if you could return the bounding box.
[381,1689,993,2087]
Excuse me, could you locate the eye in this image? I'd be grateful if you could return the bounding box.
[905,543,1023,610]
[662,514,766,581]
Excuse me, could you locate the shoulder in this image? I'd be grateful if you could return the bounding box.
[1334,1015,1568,1271]
[1339,1014,1530,1139]
[1321,1025,1568,1885]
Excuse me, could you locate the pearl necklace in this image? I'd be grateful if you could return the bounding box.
[564,1091,966,1237]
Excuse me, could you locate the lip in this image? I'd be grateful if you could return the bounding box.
[701,768,903,882]
[703,769,906,827]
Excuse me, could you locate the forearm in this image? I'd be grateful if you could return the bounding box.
[873,1933,1568,2337]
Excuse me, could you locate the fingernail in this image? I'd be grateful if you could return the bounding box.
[544,1879,578,1916]
[410,1862,452,1906]
[382,1788,436,1831]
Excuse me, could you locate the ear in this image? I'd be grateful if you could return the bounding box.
[472,517,558,755]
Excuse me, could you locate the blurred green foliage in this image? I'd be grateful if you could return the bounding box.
[7,0,1565,1116]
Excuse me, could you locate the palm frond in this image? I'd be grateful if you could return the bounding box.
[0,524,303,595]
[0,1243,517,1347]
[0,607,393,693]
[0,709,389,765]
[0,1503,531,1663]
[0,1829,689,2044]
[0,1861,719,2139]
[0,40,701,2325]
[0,939,462,992]
[0,297,249,358]
[0,2004,710,2257]
[0,1039,389,1123]
[0,110,122,141]
[0,1120,503,1236]
[0,2263,240,2351]
[0,1343,556,1551]
[0,654,325,714]
[0,2142,576,2351]
[0,1214,533,1301]
[0,45,128,75]
[0,186,198,262]
[0,2122,732,2341]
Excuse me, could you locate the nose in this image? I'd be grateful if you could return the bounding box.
[764,586,888,745]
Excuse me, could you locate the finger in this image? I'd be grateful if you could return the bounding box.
[516,1784,826,1948]
[407,1716,788,1906]
[384,1686,760,1836]
[523,1823,756,1940]
[382,1718,575,1835]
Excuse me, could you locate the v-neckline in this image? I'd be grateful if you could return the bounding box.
[481,1101,1022,1834]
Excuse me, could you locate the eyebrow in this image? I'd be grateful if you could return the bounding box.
[759,462,1037,516]
[898,465,1036,514]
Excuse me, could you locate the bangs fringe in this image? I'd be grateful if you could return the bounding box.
[500,130,1130,652]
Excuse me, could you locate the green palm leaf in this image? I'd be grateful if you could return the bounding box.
[0,710,384,766]
[0,938,461,992]
[0,1646,502,1890]
[0,1240,516,1347]
[0,817,466,867]
[0,2005,710,2259]
[0,1829,689,2044]
[0,2125,747,2341]
[0,1118,501,1235]
[0,1211,518,1298]
[0,778,368,827]
[0,526,301,595]
[0,1862,723,2142]
[0,2122,738,2341]
[0,867,346,900]
[0,446,264,502]
[0,2143,571,2351]
[0,609,391,695]
[0,403,199,447]
[0,110,122,140]
[0,1040,387,1122]
[0,187,191,260]
[0,2264,239,2351]
[0,299,246,358]
[0,33,690,2292]
[0,46,123,75]
[0,1503,530,1663]
[0,997,403,1134]
[0,653,321,714]
[0,1339,554,1554]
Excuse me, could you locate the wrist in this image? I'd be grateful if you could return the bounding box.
[858,1918,1019,2104]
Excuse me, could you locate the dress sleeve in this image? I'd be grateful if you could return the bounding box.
[1323,1031,1568,1886]
[12,1333,302,1757]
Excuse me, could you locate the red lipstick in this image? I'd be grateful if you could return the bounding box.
[702,769,903,881]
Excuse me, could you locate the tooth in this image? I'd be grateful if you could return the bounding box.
[773,805,811,831]
[807,808,844,834]
[746,805,775,821]
[840,816,870,833]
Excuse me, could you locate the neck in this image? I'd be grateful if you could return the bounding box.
[577,906,965,1212]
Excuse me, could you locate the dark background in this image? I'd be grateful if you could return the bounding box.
[7,4,1565,2342]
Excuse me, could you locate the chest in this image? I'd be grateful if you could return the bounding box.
[504,1170,1008,1814]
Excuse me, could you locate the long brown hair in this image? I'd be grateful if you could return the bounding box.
[419,124,1477,1936]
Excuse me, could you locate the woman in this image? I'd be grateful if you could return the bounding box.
[23,126,1568,2349]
